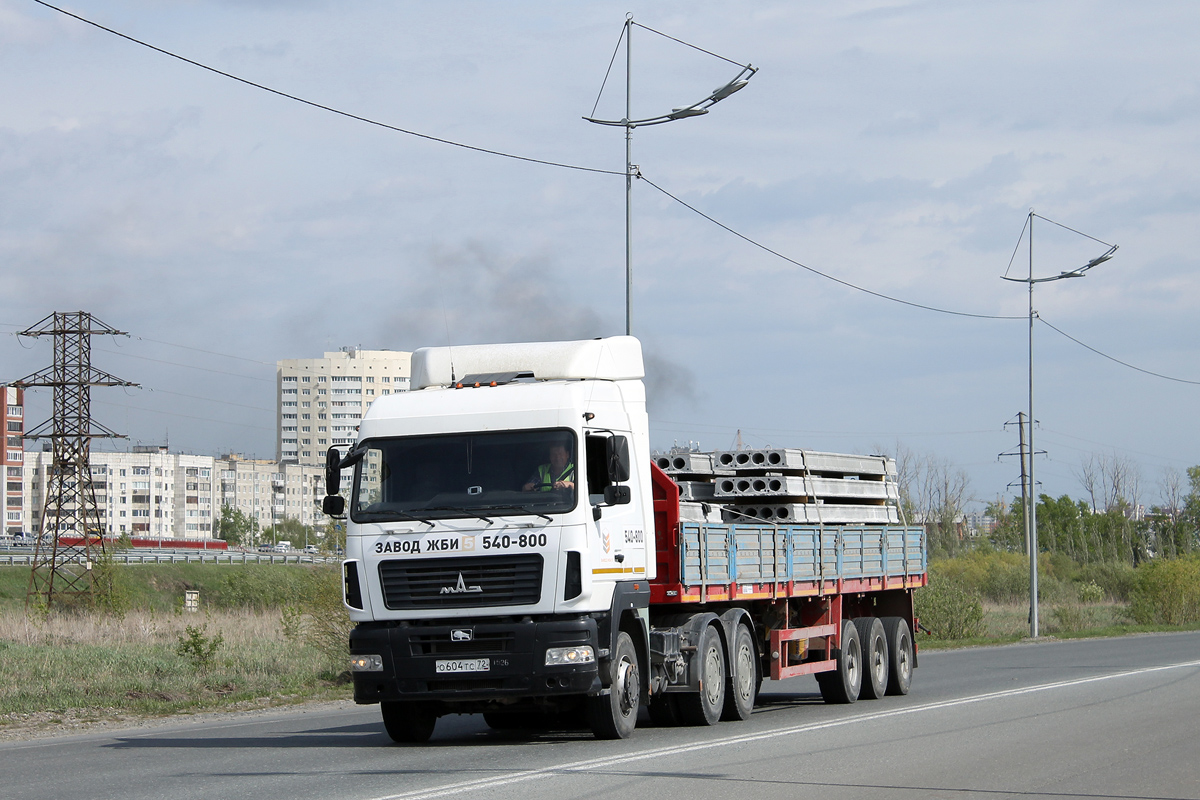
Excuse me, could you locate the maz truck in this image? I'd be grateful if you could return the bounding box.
[322,336,927,742]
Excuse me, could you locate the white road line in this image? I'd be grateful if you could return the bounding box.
[368,658,1200,800]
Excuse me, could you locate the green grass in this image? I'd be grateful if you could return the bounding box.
[0,609,350,725]
[0,563,352,734]
[0,562,320,613]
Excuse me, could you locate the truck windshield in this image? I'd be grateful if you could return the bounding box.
[351,429,577,522]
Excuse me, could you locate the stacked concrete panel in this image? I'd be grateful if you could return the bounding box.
[655,447,902,527]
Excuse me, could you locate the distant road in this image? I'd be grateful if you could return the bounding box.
[4,632,1199,800]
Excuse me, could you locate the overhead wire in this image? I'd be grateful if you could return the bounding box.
[30,0,623,177]
[1037,318,1200,386]
[639,175,1023,320]
[16,6,1200,390]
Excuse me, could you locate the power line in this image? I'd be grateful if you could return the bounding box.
[31,0,623,177]
[639,175,1025,321]
[94,347,273,382]
[1038,317,1200,386]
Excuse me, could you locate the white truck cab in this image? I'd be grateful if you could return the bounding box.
[330,337,656,739]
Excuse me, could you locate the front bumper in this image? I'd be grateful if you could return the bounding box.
[350,616,601,706]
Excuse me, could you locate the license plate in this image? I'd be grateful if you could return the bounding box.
[435,658,490,674]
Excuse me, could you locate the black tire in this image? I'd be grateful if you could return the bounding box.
[677,624,726,726]
[816,619,862,704]
[854,617,889,700]
[647,693,682,727]
[586,631,640,739]
[881,616,914,696]
[721,624,757,721]
[381,701,437,744]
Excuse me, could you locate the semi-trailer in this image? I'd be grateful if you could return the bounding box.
[323,336,927,742]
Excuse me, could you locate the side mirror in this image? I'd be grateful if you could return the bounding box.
[603,485,631,505]
[324,447,342,495]
[322,494,345,516]
[605,436,630,483]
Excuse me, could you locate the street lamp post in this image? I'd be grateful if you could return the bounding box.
[1003,210,1116,638]
[585,16,756,336]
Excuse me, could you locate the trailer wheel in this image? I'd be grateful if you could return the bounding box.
[678,624,726,726]
[381,701,437,744]
[881,616,913,696]
[586,631,640,739]
[721,624,757,721]
[854,617,889,700]
[816,619,862,704]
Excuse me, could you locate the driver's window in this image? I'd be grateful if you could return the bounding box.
[585,434,609,502]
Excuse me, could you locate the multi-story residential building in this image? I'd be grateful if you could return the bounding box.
[276,347,411,467]
[214,454,324,537]
[2,386,25,535]
[22,446,217,539]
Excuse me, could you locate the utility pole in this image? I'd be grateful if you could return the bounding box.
[13,312,137,609]
[1002,212,1116,638]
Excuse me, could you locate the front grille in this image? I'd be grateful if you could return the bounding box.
[409,630,516,656]
[379,554,543,609]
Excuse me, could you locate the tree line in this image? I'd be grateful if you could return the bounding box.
[891,445,1200,565]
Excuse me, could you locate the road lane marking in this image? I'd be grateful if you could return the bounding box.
[367,657,1200,800]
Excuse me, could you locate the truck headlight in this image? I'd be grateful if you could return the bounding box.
[545,646,595,666]
[350,654,383,672]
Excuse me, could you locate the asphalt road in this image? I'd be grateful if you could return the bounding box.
[5,632,1199,800]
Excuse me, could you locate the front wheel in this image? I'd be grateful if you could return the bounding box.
[381,701,437,744]
[677,624,726,726]
[586,631,640,739]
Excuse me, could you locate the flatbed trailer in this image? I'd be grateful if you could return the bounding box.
[643,463,926,720]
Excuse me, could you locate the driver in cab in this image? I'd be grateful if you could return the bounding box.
[522,443,575,491]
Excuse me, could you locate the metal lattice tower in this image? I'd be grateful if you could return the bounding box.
[13,312,137,608]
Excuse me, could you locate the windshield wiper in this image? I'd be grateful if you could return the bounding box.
[356,507,435,528]
[478,505,554,523]
[419,506,494,525]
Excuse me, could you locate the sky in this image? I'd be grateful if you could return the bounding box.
[2,0,1197,512]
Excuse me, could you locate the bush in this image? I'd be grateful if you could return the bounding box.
[1077,581,1104,604]
[299,565,352,673]
[176,624,225,671]
[1048,604,1094,634]
[1129,556,1200,625]
[915,578,984,640]
[1076,562,1137,602]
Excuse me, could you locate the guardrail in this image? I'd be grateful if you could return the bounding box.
[0,553,338,566]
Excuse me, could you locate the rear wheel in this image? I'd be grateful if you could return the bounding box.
[721,624,757,721]
[678,624,726,726]
[381,701,437,744]
[816,619,862,704]
[881,617,914,696]
[854,617,889,700]
[586,631,640,739]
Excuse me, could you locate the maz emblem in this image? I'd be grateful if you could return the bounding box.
[450,629,473,642]
[440,573,483,594]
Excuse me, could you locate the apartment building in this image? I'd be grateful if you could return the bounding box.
[214,454,324,534]
[276,347,411,467]
[22,446,218,539]
[2,386,25,535]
